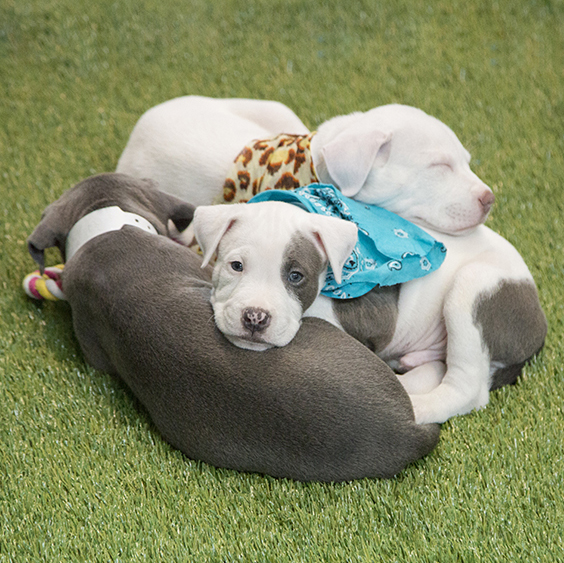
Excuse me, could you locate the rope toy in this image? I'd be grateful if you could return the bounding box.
[22,264,66,301]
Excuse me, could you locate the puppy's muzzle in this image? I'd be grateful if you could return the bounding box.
[242,307,271,335]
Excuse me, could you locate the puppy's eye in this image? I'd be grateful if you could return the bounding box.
[288,271,304,284]
[431,162,452,172]
[230,261,244,272]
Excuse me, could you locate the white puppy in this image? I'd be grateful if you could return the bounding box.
[193,201,358,351]
[117,95,493,235]
[193,200,546,425]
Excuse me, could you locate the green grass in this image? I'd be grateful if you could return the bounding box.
[1,0,563,560]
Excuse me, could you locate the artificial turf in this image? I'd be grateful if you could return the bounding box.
[1,0,563,560]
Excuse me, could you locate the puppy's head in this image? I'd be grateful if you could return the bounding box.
[317,104,495,235]
[27,173,195,271]
[192,202,357,351]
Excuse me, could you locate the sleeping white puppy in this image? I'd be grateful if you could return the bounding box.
[116,95,493,236]
[119,96,546,424]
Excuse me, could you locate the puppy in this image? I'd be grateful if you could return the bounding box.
[116,95,493,235]
[192,200,358,351]
[196,198,547,425]
[26,173,440,481]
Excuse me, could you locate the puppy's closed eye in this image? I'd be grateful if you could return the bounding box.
[430,162,453,172]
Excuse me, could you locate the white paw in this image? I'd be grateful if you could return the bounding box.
[409,386,490,425]
[409,394,446,424]
[397,361,446,395]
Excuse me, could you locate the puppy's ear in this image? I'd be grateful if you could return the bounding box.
[166,202,196,239]
[168,203,195,233]
[192,205,242,268]
[140,180,196,236]
[308,215,358,284]
[27,209,66,274]
[322,129,391,198]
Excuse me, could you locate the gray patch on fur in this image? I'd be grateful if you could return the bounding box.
[282,233,326,311]
[473,279,547,390]
[333,285,400,354]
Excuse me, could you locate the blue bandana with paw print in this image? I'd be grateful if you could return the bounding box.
[249,184,446,299]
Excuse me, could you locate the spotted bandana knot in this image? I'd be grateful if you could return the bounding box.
[219,133,319,204]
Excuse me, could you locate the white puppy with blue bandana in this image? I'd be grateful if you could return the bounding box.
[192,187,546,425]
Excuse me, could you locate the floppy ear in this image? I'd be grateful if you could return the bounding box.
[307,215,358,284]
[322,129,392,198]
[192,205,243,268]
[165,201,196,240]
[140,180,196,236]
[27,208,67,273]
[168,203,195,233]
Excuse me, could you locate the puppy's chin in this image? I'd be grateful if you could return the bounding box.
[411,214,484,236]
[221,326,302,352]
[225,335,274,352]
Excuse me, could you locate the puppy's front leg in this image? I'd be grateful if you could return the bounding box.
[408,265,496,424]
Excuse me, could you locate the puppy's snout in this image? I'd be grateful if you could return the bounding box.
[478,189,495,213]
[242,307,271,335]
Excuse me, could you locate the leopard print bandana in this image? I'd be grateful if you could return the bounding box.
[219,133,319,204]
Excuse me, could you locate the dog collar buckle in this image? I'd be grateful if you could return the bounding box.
[66,206,158,260]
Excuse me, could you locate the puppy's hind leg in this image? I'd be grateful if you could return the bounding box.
[397,361,446,395]
[408,264,498,424]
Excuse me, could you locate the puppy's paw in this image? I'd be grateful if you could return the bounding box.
[409,385,490,425]
[409,395,441,424]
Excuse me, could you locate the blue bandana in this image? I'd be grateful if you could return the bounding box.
[249,184,446,299]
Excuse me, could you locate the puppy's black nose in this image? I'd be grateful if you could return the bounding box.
[242,307,271,335]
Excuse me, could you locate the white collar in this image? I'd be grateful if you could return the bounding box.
[66,206,158,260]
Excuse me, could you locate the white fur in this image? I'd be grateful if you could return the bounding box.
[310,105,494,235]
[117,96,494,235]
[306,224,535,424]
[191,202,357,351]
[117,96,309,208]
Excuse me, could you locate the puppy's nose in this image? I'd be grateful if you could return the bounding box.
[479,189,495,213]
[242,307,271,335]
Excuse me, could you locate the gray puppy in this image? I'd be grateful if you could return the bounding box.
[27,173,439,482]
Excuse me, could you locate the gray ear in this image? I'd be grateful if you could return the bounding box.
[139,179,196,235]
[27,210,66,273]
[168,202,195,234]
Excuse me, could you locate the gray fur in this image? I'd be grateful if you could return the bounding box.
[333,285,400,354]
[27,173,440,482]
[473,280,547,389]
[27,173,194,271]
[282,233,326,311]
